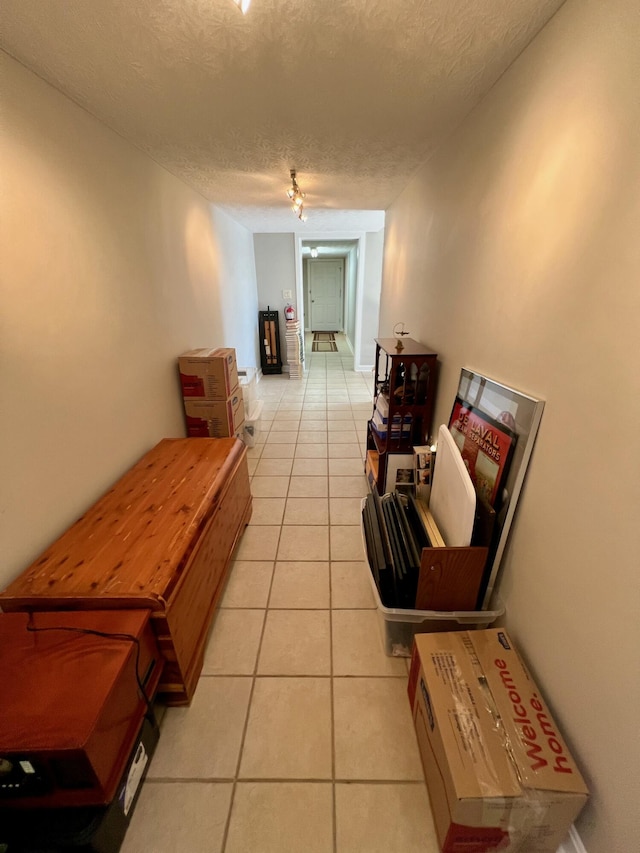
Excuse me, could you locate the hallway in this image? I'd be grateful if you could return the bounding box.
[121,339,439,852]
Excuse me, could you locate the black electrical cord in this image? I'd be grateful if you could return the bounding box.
[25,616,156,720]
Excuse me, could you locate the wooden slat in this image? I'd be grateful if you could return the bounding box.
[414,499,446,548]
[415,546,488,611]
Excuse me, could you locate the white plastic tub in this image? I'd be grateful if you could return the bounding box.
[243,400,263,448]
[371,581,505,657]
[360,499,505,656]
[238,367,258,411]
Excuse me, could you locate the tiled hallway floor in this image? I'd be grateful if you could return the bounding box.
[122,335,439,853]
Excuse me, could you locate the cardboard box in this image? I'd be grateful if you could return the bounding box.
[372,410,414,443]
[178,348,239,400]
[183,393,244,438]
[408,629,588,853]
[375,394,389,421]
[365,450,379,490]
[371,411,388,440]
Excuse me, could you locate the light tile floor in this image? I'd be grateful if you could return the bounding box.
[122,335,439,853]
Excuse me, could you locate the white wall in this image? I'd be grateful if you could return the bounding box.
[211,209,260,370]
[0,54,259,586]
[379,1,640,850]
[253,233,296,370]
[358,230,385,368]
[344,246,358,350]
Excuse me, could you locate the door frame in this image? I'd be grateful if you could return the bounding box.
[307,258,345,333]
[294,231,370,370]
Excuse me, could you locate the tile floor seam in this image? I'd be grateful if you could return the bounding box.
[199,672,408,679]
[146,776,236,784]
[219,557,277,853]
[328,529,337,853]
[144,775,425,785]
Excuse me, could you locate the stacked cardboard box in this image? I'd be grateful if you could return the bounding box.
[178,348,244,438]
[408,629,588,853]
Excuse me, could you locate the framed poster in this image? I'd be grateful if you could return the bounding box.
[449,398,516,509]
[449,369,545,609]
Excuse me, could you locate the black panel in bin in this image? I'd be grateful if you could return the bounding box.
[0,715,159,853]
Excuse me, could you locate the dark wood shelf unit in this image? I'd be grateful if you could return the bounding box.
[366,337,439,493]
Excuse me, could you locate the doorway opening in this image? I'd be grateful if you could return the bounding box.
[308,258,345,332]
[301,239,358,348]
[294,228,384,373]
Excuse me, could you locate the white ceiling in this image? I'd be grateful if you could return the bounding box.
[1,0,566,231]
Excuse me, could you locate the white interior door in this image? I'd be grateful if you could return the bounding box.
[309,259,344,331]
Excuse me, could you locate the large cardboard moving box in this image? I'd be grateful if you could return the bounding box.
[408,629,588,853]
[179,347,239,400]
[183,393,244,438]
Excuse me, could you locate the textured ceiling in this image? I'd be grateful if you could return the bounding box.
[1,0,566,230]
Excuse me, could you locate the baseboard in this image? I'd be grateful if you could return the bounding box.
[557,825,587,853]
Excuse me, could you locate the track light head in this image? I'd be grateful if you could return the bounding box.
[286,170,307,221]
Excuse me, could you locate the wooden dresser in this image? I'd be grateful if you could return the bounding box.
[0,438,252,705]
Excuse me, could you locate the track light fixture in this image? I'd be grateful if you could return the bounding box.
[231,0,251,13]
[286,169,307,221]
